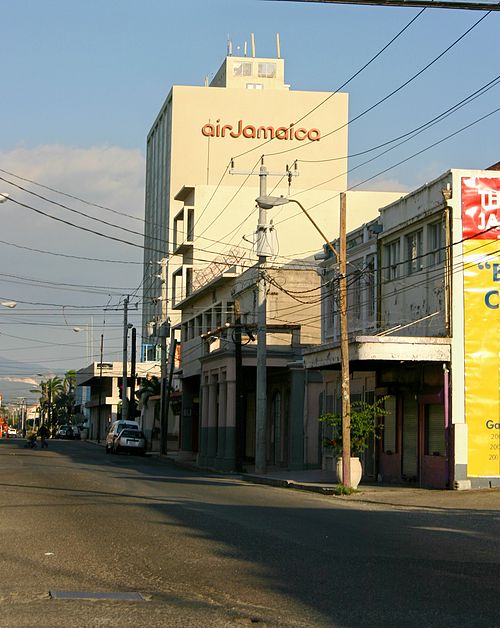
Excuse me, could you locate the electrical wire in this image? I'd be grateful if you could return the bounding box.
[264,9,492,158]
[297,73,500,165]
[274,104,500,228]
[231,8,427,161]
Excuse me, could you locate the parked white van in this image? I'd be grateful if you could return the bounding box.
[105,420,140,453]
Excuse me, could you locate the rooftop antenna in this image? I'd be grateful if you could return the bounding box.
[251,33,256,58]
[276,33,281,58]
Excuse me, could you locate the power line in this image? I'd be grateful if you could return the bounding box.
[274,0,500,11]
[6,195,156,253]
[275,104,500,228]
[297,73,500,164]
[0,175,156,244]
[0,271,135,294]
[0,167,143,223]
[0,237,142,265]
[264,9,492,158]
[231,8,426,160]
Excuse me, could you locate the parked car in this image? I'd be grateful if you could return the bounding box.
[57,425,80,440]
[7,426,17,437]
[105,420,140,453]
[112,428,146,456]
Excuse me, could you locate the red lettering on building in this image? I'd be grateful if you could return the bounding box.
[201,120,320,141]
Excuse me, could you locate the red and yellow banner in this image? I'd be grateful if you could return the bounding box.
[462,176,500,477]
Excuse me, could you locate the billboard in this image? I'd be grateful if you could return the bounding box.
[462,176,500,477]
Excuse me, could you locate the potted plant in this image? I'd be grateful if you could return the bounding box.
[319,396,388,488]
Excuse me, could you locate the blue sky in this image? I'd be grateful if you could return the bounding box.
[3,0,498,169]
[0,0,498,401]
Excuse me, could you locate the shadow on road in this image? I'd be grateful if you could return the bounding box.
[1,438,499,626]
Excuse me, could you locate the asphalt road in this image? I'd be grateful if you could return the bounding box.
[0,438,499,627]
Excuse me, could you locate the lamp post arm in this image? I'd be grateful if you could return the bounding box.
[287,199,339,260]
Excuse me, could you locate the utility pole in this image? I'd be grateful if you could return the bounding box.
[130,327,137,420]
[230,160,296,474]
[339,192,351,488]
[255,162,269,474]
[160,323,175,455]
[122,295,129,421]
[97,333,104,442]
[234,300,244,472]
[158,257,169,453]
[254,193,352,486]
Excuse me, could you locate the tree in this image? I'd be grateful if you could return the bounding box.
[136,376,161,409]
[319,396,388,456]
[31,377,63,428]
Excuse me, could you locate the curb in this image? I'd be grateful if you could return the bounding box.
[242,473,339,495]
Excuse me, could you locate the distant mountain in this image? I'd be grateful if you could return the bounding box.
[0,357,62,405]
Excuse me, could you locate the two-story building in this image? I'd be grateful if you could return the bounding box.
[76,361,161,442]
[175,260,325,472]
[305,166,500,489]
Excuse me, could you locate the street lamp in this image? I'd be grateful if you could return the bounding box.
[73,318,94,365]
[0,193,9,203]
[0,300,17,308]
[255,193,352,488]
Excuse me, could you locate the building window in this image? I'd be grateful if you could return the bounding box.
[233,62,252,76]
[196,314,203,337]
[246,83,263,90]
[226,301,235,325]
[215,303,222,329]
[428,220,445,266]
[172,268,183,305]
[186,267,193,297]
[258,62,276,78]
[406,230,423,274]
[326,279,338,338]
[365,255,376,319]
[384,239,400,281]
[203,310,211,334]
[186,208,194,241]
[348,269,362,321]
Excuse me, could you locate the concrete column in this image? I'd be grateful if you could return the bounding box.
[207,376,218,465]
[216,380,227,469]
[199,381,209,465]
[225,379,237,468]
[289,368,306,470]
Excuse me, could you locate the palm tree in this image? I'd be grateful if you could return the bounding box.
[45,377,63,428]
[63,370,76,394]
[56,370,77,424]
[30,380,48,427]
[136,376,161,409]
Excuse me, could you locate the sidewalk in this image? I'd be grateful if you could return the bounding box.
[85,442,500,510]
[164,452,500,510]
[239,468,500,510]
